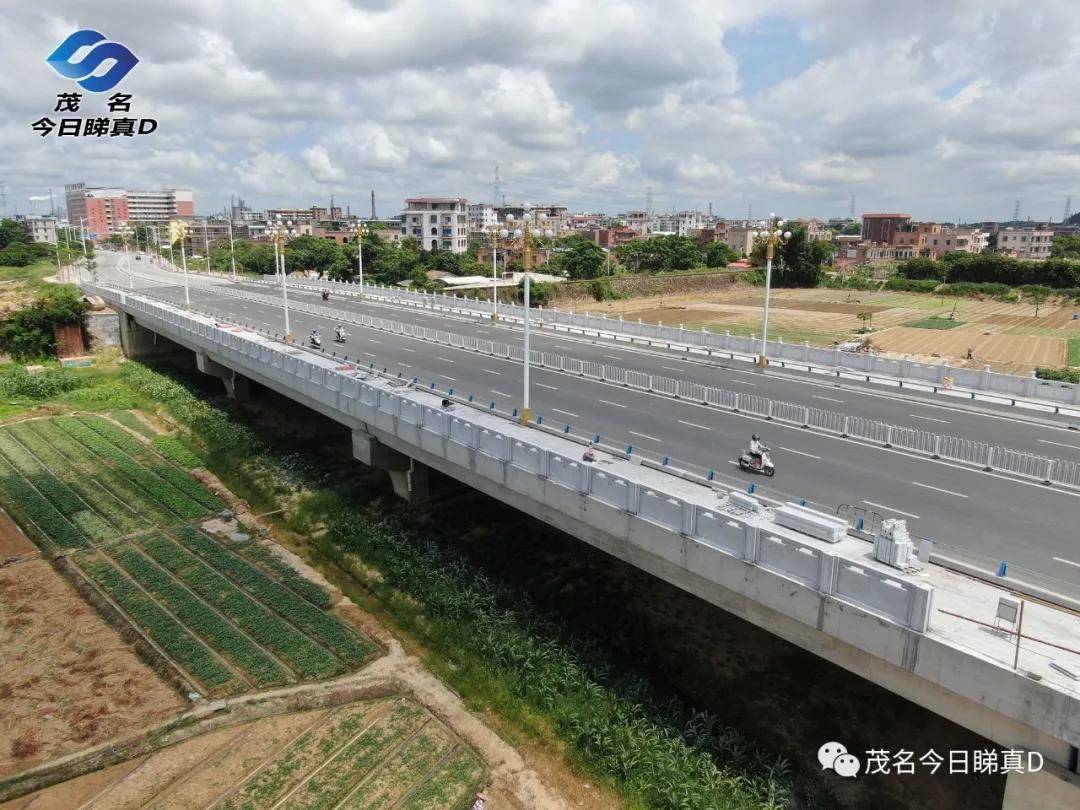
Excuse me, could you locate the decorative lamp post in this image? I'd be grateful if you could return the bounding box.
[202,219,211,274]
[168,220,190,307]
[750,213,791,368]
[227,219,238,281]
[118,222,133,288]
[352,221,367,298]
[268,217,293,342]
[488,222,501,320]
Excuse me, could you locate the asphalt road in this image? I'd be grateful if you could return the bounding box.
[94,254,1080,587]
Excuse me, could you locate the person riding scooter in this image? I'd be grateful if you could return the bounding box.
[748,433,765,466]
[309,329,321,348]
[321,290,329,301]
[334,324,346,343]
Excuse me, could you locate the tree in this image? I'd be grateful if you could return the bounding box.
[840,222,862,235]
[553,237,608,279]
[238,242,277,275]
[1025,285,1052,317]
[0,218,27,249]
[1068,212,1080,226]
[857,311,873,332]
[614,235,704,273]
[0,286,88,360]
[283,235,340,277]
[750,224,834,287]
[896,257,945,281]
[1051,234,1080,260]
[705,241,738,268]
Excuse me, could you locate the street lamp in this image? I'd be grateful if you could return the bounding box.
[118,222,134,288]
[202,219,211,274]
[750,213,791,368]
[267,217,293,342]
[352,221,367,298]
[502,209,554,424]
[169,220,191,307]
[227,219,237,281]
[488,222,501,320]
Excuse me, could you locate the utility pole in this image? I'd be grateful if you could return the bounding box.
[370,189,376,220]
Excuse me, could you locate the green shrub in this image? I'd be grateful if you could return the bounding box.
[0,366,86,399]
[0,286,88,361]
[586,278,622,301]
[1035,367,1080,384]
[937,282,1013,299]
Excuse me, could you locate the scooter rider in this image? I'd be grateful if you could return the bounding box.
[309,329,321,346]
[334,324,346,342]
[321,290,329,301]
[748,433,765,466]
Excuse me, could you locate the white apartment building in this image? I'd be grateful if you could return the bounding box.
[623,210,651,235]
[125,188,195,221]
[723,226,757,257]
[997,227,1053,260]
[21,216,59,244]
[467,203,497,231]
[653,210,705,237]
[402,198,469,253]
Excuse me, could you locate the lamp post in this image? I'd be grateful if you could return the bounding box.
[268,217,293,342]
[488,222,501,320]
[502,209,553,424]
[227,219,237,281]
[169,220,190,307]
[118,222,133,289]
[202,219,211,274]
[750,214,791,368]
[352,221,367,298]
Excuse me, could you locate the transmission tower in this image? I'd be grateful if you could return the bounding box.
[645,186,654,216]
[492,165,500,208]
[849,195,855,219]
[1012,199,1020,223]
[1064,195,1073,223]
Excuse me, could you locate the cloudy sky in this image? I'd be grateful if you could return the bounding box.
[3,1,1079,222]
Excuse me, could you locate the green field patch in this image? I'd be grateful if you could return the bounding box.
[1070,337,1080,367]
[235,541,334,609]
[111,409,160,438]
[172,525,374,667]
[110,542,289,687]
[78,554,240,695]
[0,454,88,550]
[338,722,455,809]
[138,533,343,679]
[401,744,486,810]
[903,316,965,329]
[152,434,205,468]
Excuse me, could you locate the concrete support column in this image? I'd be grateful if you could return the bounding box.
[118,313,180,360]
[352,428,430,505]
[1002,761,1080,810]
[196,351,249,400]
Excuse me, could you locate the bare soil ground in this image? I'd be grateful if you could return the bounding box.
[586,285,1080,373]
[0,510,34,557]
[0,560,183,778]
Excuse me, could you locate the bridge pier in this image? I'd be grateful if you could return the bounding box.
[351,429,430,505]
[118,313,181,360]
[195,351,251,401]
[1003,761,1080,810]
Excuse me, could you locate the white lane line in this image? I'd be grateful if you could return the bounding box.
[629,430,664,442]
[491,390,512,398]
[400,347,415,353]
[551,408,579,419]
[398,363,412,369]
[440,374,456,381]
[778,446,820,459]
[536,382,559,390]
[361,352,376,357]
[368,339,381,344]
[1039,438,1080,451]
[731,380,756,386]
[604,354,623,360]
[909,413,951,424]
[481,368,501,375]
[599,399,627,409]
[910,481,968,498]
[864,500,921,520]
[812,394,844,404]
[1052,556,1080,569]
[437,357,456,364]
[662,366,684,372]
[678,419,712,431]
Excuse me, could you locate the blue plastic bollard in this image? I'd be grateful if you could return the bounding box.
[489,401,495,409]
[512,408,518,417]
[429,382,436,389]
[448,388,453,396]
[707,469,715,481]
[800,498,806,506]
[997,561,1008,577]
[537,416,543,425]
[856,516,864,531]
[748,482,756,494]
[626,445,633,455]
[662,456,669,465]
[468,394,474,402]
[594,434,601,444]
[564,424,570,433]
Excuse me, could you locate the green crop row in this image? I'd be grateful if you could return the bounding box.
[79,556,239,694]
[236,541,334,609]
[0,430,116,542]
[111,410,160,439]
[110,543,288,687]
[173,525,373,667]
[151,435,204,469]
[0,454,88,549]
[139,534,342,679]
[6,422,143,535]
[77,414,152,460]
[27,419,180,527]
[148,463,223,511]
[52,417,207,520]
[401,745,486,810]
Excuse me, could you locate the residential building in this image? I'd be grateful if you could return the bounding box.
[594,227,638,249]
[723,226,758,257]
[997,227,1053,260]
[857,243,917,263]
[177,219,249,254]
[65,181,195,237]
[622,210,651,235]
[402,197,469,253]
[566,212,608,231]
[529,205,568,235]
[694,222,729,247]
[265,206,342,222]
[790,218,831,241]
[467,204,497,230]
[654,210,705,237]
[21,216,58,244]
[861,213,912,244]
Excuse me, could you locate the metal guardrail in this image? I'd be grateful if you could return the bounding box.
[113,278,1080,492]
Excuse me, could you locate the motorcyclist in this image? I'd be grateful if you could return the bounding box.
[309,329,321,346]
[748,433,765,466]
[321,290,329,301]
[334,324,346,342]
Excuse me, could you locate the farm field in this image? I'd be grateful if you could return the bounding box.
[588,285,1080,373]
[0,413,376,698]
[0,698,486,810]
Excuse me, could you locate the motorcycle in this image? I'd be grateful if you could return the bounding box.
[309,333,322,350]
[321,290,329,301]
[738,446,775,476]
[333,328,347,343]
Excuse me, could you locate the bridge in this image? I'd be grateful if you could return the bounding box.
[84,256,1080,806]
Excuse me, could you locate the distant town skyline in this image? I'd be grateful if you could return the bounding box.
[3,1,1078,223]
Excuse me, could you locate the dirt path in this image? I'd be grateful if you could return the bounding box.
[0,510,34,557]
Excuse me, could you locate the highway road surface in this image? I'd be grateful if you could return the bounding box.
[92,253,1080,591]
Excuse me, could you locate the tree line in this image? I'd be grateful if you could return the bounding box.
[0,218,89,268]
[896,251,1080,289]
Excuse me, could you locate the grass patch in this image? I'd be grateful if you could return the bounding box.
[903,316,964,329]
[1069,337,1080,368]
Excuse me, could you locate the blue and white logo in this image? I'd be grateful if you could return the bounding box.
[46,30,138,92]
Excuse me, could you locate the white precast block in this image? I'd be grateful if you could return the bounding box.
[834,561,932,630]
[757,532,824,588]
[728,491,763,513]
[510,441,542,474]
[637,489,684,532]
[773,503,847,544]
[449,417,475,447]
[399,399,422,425]
[547,454,584,490]
[421,406,448,437]
[590,470,630,510]
[478,429,509,460]
[694,511,748,557]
